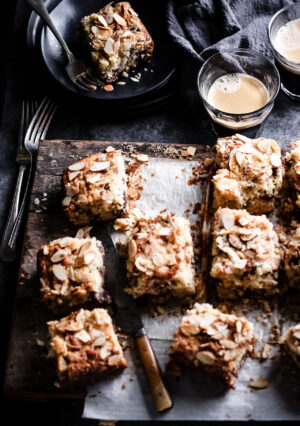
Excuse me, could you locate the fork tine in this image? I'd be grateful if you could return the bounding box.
[83,73,101,87]
[28,98,52,143]
[25,97,49,141]
[74,77,94,91]
[86,71,103,85]
[31,100,55,144]
[38,103,57,141]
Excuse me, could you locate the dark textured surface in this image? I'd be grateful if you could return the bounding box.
[0,0,299,425]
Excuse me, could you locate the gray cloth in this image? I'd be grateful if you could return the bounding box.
[167,0,296,63]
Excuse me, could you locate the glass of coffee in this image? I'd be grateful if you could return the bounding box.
[197,48,280,130]
[269,2,300,99]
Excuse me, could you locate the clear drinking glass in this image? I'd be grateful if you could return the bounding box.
[197,48,280,130]
[269,2,300,100]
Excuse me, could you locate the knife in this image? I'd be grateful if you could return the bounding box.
[92,223,173,412]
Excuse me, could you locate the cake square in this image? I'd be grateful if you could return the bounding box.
[62,150,127,225]
[281,324,300,369]
[210,208,282,299]
[284,140,300,209]
[212,134,283,214]
[38,236,108,313]
[125,213,196,299]
[167,303,256,388]
[283,222,300,289]
[81,2,154,82]
[47,308,127,388]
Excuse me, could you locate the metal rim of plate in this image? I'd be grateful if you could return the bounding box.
[26,0,177,112]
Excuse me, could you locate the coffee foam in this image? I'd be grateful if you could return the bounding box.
[210,73,241,94]
[274,18,300,52]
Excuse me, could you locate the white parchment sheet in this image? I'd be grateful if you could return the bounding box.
[83,158,300,421]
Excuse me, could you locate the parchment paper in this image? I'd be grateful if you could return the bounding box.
[83,157,300,421]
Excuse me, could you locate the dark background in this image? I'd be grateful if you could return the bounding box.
[0,1,299,425]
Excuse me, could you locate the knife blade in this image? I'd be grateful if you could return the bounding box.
[91,222,173,412]
[92,222,145,336]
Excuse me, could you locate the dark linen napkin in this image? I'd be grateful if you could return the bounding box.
[166,0,298,138]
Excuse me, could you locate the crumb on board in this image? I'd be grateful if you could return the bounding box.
[249,376,269,389]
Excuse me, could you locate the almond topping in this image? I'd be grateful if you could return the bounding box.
[220,209,235,230]
[92,336,106,347]
[104,38,114,55]
[68,161,85,171]
[196,351,216,365]
[83,252,95,265]
[270,153,281,167]
[220,339,236,349]
[74,329,91,343]
[52,265,67,281]
[108,354,123,366]
[90,161,111,172]
[113,13,127,26]
[128,239,137,259]
[51,250,67,263]
[293,330,300,339]
[86,174,101,184]
[96,14,108,27]
[62,196,72,207]
[69,171,80,181]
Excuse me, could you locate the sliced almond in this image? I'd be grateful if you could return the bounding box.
[105,13,113,24]
[238,216,249,226]
[236,320,242,333]
[249,376,269,389]
[199,314,216,329]
[270,153,281,167]
[235,151,246,167]
[236,134,252,144]
[90,161,111,172]
[92,336,106,347]
[256,138,272,154]
[104,38,114,55]
[57,355,67,372]
[58,237,72,248]
[86,174,101,184]
[196,351,216,365]
[69,171,80,181]
[128,239,137,259]
[66,186,78,197]
[74,329,91,343]
[180,323,199,336]
[293,330,300,339]
[62,196,72,207]
[68,161,85,171]
[52,264,67,281]
[108,354,123,366]
[187,146,196,156]
[228,234,243,250]
[113,13,127,26]
[220,339,236,349]
[96,14,108,27]
[51,250,67,263]
[43,246,49,255]
[100,345,111,359]
[83,251,95,265]
[219,209,235,230]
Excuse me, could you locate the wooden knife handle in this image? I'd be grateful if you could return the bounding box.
[135,333,173,412]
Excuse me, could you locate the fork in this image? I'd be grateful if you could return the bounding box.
[27,0,102,91]
[0,101,37,261]
[5,98,57,258]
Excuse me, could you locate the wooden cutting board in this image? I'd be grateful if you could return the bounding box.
[3,139,213,400]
